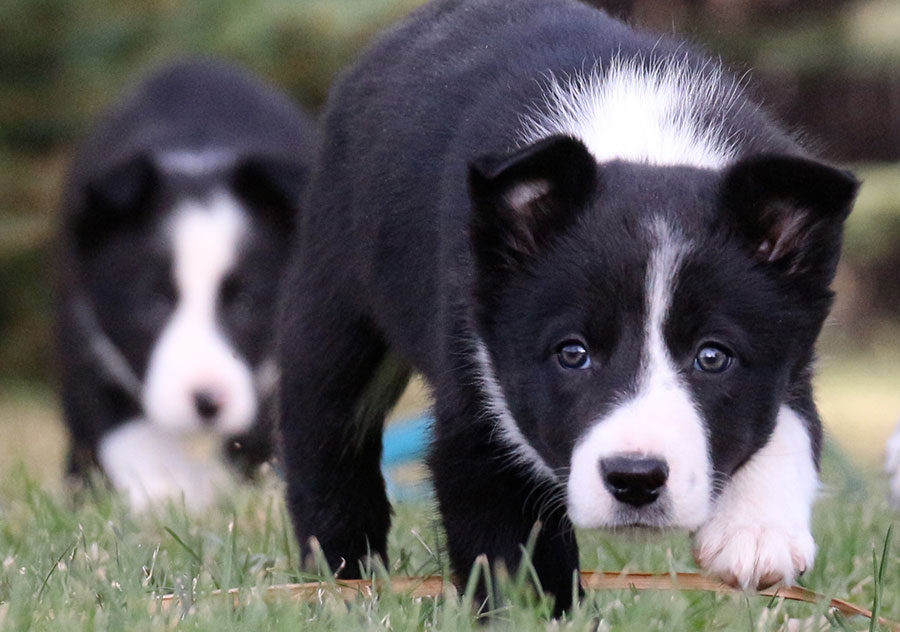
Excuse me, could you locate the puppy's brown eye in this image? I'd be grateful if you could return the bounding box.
[694,345,733,373]
[558,342,591,369]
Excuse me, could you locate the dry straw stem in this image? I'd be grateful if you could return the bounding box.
[152,571,900,629]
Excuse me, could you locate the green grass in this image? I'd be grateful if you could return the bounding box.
[0,442,896,630]
[1,346,899,630]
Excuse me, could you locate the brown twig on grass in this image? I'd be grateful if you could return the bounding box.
[151,571,900,630]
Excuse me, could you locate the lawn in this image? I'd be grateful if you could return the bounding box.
[0,349,898,630]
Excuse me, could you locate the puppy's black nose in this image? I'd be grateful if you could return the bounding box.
[600,455,669,507]
[193,391,221,422]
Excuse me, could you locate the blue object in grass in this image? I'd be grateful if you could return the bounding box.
[382,415,430,466]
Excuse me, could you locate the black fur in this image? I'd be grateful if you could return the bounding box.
[276,0,856,614]
[57,59,318,479]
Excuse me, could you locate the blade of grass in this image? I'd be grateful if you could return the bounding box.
[164,526,221,590]
[37,539,76,599]
[871,524,894,632]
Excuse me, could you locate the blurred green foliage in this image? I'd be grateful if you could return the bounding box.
[0,0,424,386]
[1,0,900,388]
[0,0,424,150]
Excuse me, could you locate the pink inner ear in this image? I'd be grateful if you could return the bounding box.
[503,178,552,215]
[759,209,807,264]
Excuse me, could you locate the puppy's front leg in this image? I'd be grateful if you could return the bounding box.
[693,407,819,589]
[430,394,580,616]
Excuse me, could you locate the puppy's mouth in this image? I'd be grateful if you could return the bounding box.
[602,497,673,529]
[567,490,688,530]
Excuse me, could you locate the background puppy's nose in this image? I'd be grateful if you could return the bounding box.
[193,390,221,422]
[600,455,669,507]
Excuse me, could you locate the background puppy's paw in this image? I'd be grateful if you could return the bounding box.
[98,419,229,512]
[693,521,816,590]
[885,426,900,508]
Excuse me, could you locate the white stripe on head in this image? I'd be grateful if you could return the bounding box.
[142,190,258,434]
[474,341,558,481]
[520,55,743,169]
[567,219,712,528]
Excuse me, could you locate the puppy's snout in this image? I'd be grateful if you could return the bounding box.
[600,455,669,507]
[193,390,222,423]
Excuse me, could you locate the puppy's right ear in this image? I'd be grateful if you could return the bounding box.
[468,135,597,278]
[75,155,158,251]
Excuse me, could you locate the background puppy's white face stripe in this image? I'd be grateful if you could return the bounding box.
[157,149,235,175]
[141,191,258,434]
[567,220,713,528]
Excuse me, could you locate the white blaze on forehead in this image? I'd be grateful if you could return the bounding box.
[171,192,245,307]
[519,55,743,169]
[567,219,713,528]
[474,341,558,481]
[142,191,258,434]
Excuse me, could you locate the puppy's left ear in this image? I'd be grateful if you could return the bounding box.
[722,154,858,280]
[232,156,308,230]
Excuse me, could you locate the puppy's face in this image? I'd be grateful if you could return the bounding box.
[73,155,298,433]
[469,136,856,530]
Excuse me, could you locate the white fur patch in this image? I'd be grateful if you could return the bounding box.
[567,221,712,528]
[98,419,230,512]
[885,420,900,508]
[504,179,552,212]
[474,342,558,481]
[142,191,257,434]
[519,55,743,169]
[157,149,235,175]
[693,406,819,589]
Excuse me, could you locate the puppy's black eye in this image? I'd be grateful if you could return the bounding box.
[220,273,241,306]
[153,270,176,303]
[694,345,733,373]
[557,342,591,369]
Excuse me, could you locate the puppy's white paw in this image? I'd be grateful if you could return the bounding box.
[885,425,900,508]
[692,407,819,590]
[98,419,228,512]
[693,520,815,590]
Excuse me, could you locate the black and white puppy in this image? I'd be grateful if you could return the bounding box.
[276,0,857,613]
[57,59,317,511]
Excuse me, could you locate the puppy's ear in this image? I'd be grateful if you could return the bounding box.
[76,154,158,251]
[722,154,858,281]
[469,135,597,277]
[232,157,307,231]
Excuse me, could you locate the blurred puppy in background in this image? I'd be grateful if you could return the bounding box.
[56,59,317,511]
